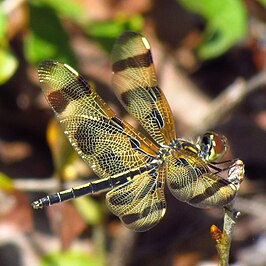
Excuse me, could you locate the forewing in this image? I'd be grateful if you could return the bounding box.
[38,60,159,180]
[112,32,176,145]
[106,164,166,232]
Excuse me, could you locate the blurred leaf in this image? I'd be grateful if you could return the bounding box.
[0,173,33,233]
[36,0,85,21]
[127,14,144,31]
[24,3,76,66]
[0,190,34,232]
[179,0,247,59]
[74,196,103,225]
[0,47,18,84]
[87,15,144,52]
[258,0,266,5]
[88,21,124,38]
[88,15,143,37]
[47,203,87,249]
[42,250,105,266]
[0,9,18,83]
[0,8,7,40]
[47,119,75,176]
[46,119,90,181]
[0,172,14,191]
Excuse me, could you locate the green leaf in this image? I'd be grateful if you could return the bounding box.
[179,0,247,59]
[0,47,18,84]
[258,0,266,6]
[0,172,15,191]
[127,15,144,31]
[88,15,143,38]
[35,0,85,22]
[88,22,124,38]
[0,6,17,84]
[24,3,76,66]
[74,196,103,226]
[0,8,8,40]
[42,250,105,266]
[87,15,144,52]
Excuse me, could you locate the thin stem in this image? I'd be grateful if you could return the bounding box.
[210,204,239,266]
[192,68,266,135]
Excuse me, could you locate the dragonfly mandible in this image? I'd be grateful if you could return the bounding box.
[32,32,244,232]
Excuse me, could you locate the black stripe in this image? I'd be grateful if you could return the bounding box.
[145,109,164,129]
[121,213,139,224]
[90,179,113,193]
[120,86,160,107]
[112,51,153,73]
[194,165,208,176]
[49,190,75,204]
[108,166,160,207]
[110,166,148,188]
[58,191,74,201]
[168,180,186,190]
[121,91,129,105]
[176,157,190,167]
[72,184,93,197]
[152,109,164,129]
[47,90,69,113]
[76,75,92,95]
[121,201,165,225]
[189,179,231,205]
[110,116,124,131]
[129,137,140,149]
[47,79,91,114]
[46,184,93,205]
[111,172,133,187]
[147,86,161,102]
[48,193,61,204]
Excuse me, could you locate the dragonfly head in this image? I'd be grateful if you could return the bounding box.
[197,131,228,163]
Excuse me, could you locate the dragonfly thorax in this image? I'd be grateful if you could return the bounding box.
[157,145,172,162]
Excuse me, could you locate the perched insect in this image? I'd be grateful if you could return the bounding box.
[32,32,244,232]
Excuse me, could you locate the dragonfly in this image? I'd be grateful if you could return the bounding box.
[32,32,244,232]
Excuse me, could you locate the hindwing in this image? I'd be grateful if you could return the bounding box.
[106,164,166,232]
[166,151,237,208]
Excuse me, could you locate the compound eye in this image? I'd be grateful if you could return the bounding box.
[198,131,228,162]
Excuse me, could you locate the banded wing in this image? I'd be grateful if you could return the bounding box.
[106,164,166,232]
[112,32,176,146]
[166,151,237,208]
[38,60,167,231]
[38,60,159,183]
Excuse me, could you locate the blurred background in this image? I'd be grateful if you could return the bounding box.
[0,0,266,265]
